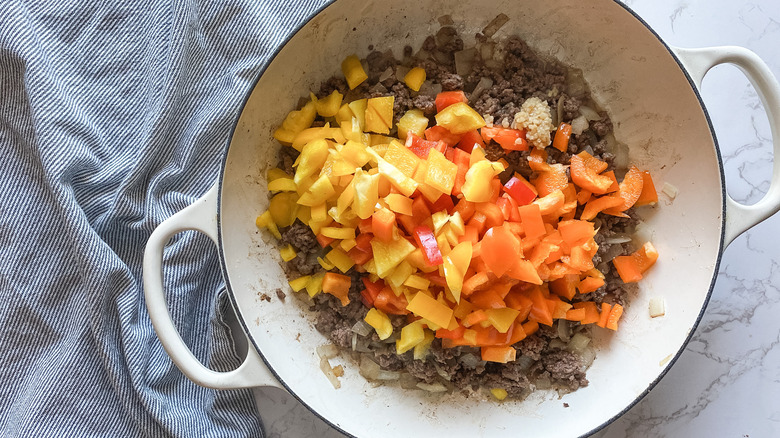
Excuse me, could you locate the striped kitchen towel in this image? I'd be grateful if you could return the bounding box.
[0,0,328,436]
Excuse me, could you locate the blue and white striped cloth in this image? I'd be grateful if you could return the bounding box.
[0,0,327,436]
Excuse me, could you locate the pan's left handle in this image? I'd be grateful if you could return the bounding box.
[143,183,281,390]
[672,46,780,247]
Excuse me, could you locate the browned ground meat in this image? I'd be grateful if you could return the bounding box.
[287,27,641,400]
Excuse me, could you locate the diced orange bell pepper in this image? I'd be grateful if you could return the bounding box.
[597,302,612,328]
[481,126,528,151]
[526,286,553,326]
[603,165,644,216]
[531,164,568,197]
[476,202,505,229]
[374,287,410,315]
[527,148,549,172]
[550,274,579,300]
[425,125,462,146]
[634,170,658,206]
[435,91,468,113]
[481,346,517,363]
[372,207,397,243]
[606,303,624,331]
[321,272,351,306]
[463,271,491,296]
[573,301,601,325]
[462,309,489,327]
[457,129,486,152]
[518,203,546,240]
[580,195,624,221]
[570,153,614,194]
[565,308,586,321]
[613,241,658,283]
[552,122,572,152]
[480,225,521,277]
[577,276,605,294]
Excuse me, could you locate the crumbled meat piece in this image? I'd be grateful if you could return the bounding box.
[329,323,353,349]
[389,82,413,124]
[542,350,588,390]
[375,351,405,371]
[412,94,436,115]
[275,289,286,302]
[422,36,437,52]
[281,221,319,254]
[317,77,348,98]
[277,147,299,175]
[516,335,548,361]
[590,114,613,137]
[366,50,396,83]
[286,254,317,276]
[440,72,464,91]
[484,143,504,162]
[560,94,581,121]
[406,360,439,384]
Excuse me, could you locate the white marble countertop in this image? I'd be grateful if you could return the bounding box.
[252,1,780,436]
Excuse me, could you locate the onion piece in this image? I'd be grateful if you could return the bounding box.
[568,333,591,353]
[604,234,632,244]
[417,382,448,392]
[662,182,678,200]
[571,115,589,136]
[316,343,339,359]
[482,13,509,38]
[351,333,357,351]
[555,95,564,127]
[378,67,394,83]
[458,353,483,369]
[469,77,493,102]
[649,297,666,318]
[434,363,452,381]
[579,105,601,121]
[417,80,442,98]
[352,320,372,337]
[534,376,552,390]
[400,372,419,389]
[359,355,381,380]
[438,15,454,26]
[557,319,571,342]
[603,243,625,262]
[454,48,477,77]
[320,357,341,389]
[376,369,401,381]
[612,141,630,171]
[579,347,596,369]
[395,65,411,82]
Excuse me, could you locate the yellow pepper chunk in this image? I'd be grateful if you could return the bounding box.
[297,174,336,206]
[406,291,454,329]
[443,241,472,303]
[320,227,355,240]
[461,160,505,202]
[291,125,346,152]
[341,55,368,90]
[325,248,355,273]
[490,388,508,401]
[255,211,281,239]
[396,109,429,140]
[384,193,413,216]
[273,101,317,145]
[317,256,335,270]
[364,96,395,134]
[294,138,330,185]
[279,244,297,262]
[340,238,357,252]
[267,177,297,192]
[288,275,311,292]
[312,90,343,117]
[266,167,290,183]
[386,261,415,290]
[268,192,299,228]
[413,329,435,360]
[377,157,418,197]
[352,169,379,219]
[365,308,393,340]
[403,274,430,290]
[486,308,521,333]
[305,272,325,298]
[434,102,486,134]
[396,320,425,354]
[347,99,367,131]
[370,235,416,278]
[403,67,426,92]
[338,140,371,167]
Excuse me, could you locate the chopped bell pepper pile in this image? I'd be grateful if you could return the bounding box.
[258,55,660,364]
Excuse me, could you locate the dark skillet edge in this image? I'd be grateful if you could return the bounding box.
[213,2,726,438]
[577,2,727,438]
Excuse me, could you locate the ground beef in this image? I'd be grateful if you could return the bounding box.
[317,77,348,98]
[560,94,581,121]
[412,94,436,115]
[286,254,318,276]
[281,221,318,254]
[516,335,548,361]
[277,146,299,175]
[275,288,286,302]
[330,323,353,349]
[375,351,406,371]
[440,72,463,91]
[542,350,588,390]
[591,115,613,137]
[406,359,439,384]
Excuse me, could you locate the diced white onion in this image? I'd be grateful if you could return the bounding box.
[376,370,401,381]
[557,319,571,342]
[571,115,589,136]
[400,372,419,389]
[579,105,601,121]
[649,297,666,318]
[482,13,509,38]
[351,333,357,351]
[359,355,381,380]
[534,377,552,390]
[320,357,341,389]
[378,67,394,82]
[567,333,591,353]
[458,353,483,369]
[603,244,625,262]
[470,77,493,102]
[417,382,448,392]
[604,234,632,244]
[454,48,477,77]
[579,347,597,369]
[417,80,442,98]
[662,182,678,200]
[316,343,339,359]
[549,339,566,350]
[612,141,630,170]
[352,320,373,337]
[395,65,410,82]
[555,95,564,127]
[434,363,452,381]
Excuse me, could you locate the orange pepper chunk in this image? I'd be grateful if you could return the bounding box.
[552,122,572,152]
[480,225,521,277]
[603,165,644,216]
[634,170,658,207]
[606,303,624,331]
[531,163,568,197]
[613,241,658,283]
[322,272,352,306]
[570,153,613,194]
[481,346,517,363]
[580,195,624,221]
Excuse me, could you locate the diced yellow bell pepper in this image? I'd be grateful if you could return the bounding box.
[405,248,437,273]
[266,167,291,183]
[297,174,336,206]
[338,140,371,167]
[413,329,435,360]
[312,90,343,117]
[434,102,486,134]
[365,308,393,340]
[320,227,355,240]
[486,308,521,334]
[490,388,508,401]
[431,211,450,235]
[321,150,358,178]
[294,139,330,185]
[279,244,297,262]
[425,148,458,195]
[268,192,299,228]
[443,241,472,303]
[403,274,430,290]
[341,116,370,144]
[377,158,418,197]
[403,67,426,92]
[341,55,368,90]
[291,124,346,152]
[325,248,355,273]
[255,211,281,239]
[335,103,354,127]
[396,320,425,354]
[470,145,487,167]
[273,101,317,145]
[384,193,413,216]
[412,161,444,203]
[288,275,311,292]
[296,205,311,225]
[371,236,416,278]
[305,272,325,298]
[453,300,474,319]
[340,238,357,252]
[352,169,379,219]
[396,109,429,140]
[370,134,394,146]
[436,233,452,257]
[448,211,466,236]
[462,329,478,345]
[363,258,377,275]
[347,99,367,130]
[308,216,333,236]
[406,292,454,329]
[364,96,394,134]
[441,224,460,247]
[336,180,355,216]
[461,160,504,202]
[317,256,335,270]
[310,202,328,223]
[267,177,297,192]
[386,261,415,289]
[383,140,420,178]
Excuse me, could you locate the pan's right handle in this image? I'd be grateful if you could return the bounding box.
[672,46,780,247]
[143,183,281,390]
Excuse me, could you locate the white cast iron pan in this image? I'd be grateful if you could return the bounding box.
[143,0,780,436]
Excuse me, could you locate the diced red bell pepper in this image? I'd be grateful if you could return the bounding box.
[481,126,528,151]
[360,278,384,307]
[457,129,486,152]
[413,226,444,266]
[450,147,471,197]
[425,125,462,146]
[355,232,373,252]
[435,90,468,113]
[405,133,447,159]
[425,272,448,287]
[374,287,410,315]
[503,176,537,206]
[428,194,456,214]
[435,325,466,340]
[348,246,372,265]
[316,233,336,248]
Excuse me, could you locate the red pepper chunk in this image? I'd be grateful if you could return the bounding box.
[405,133,447,159]
[435,90,468,113]
[413,226,443,266]
[503,176,536,206]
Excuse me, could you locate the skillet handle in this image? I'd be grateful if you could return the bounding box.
[143,183,281,389]
[672,46,780,247]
